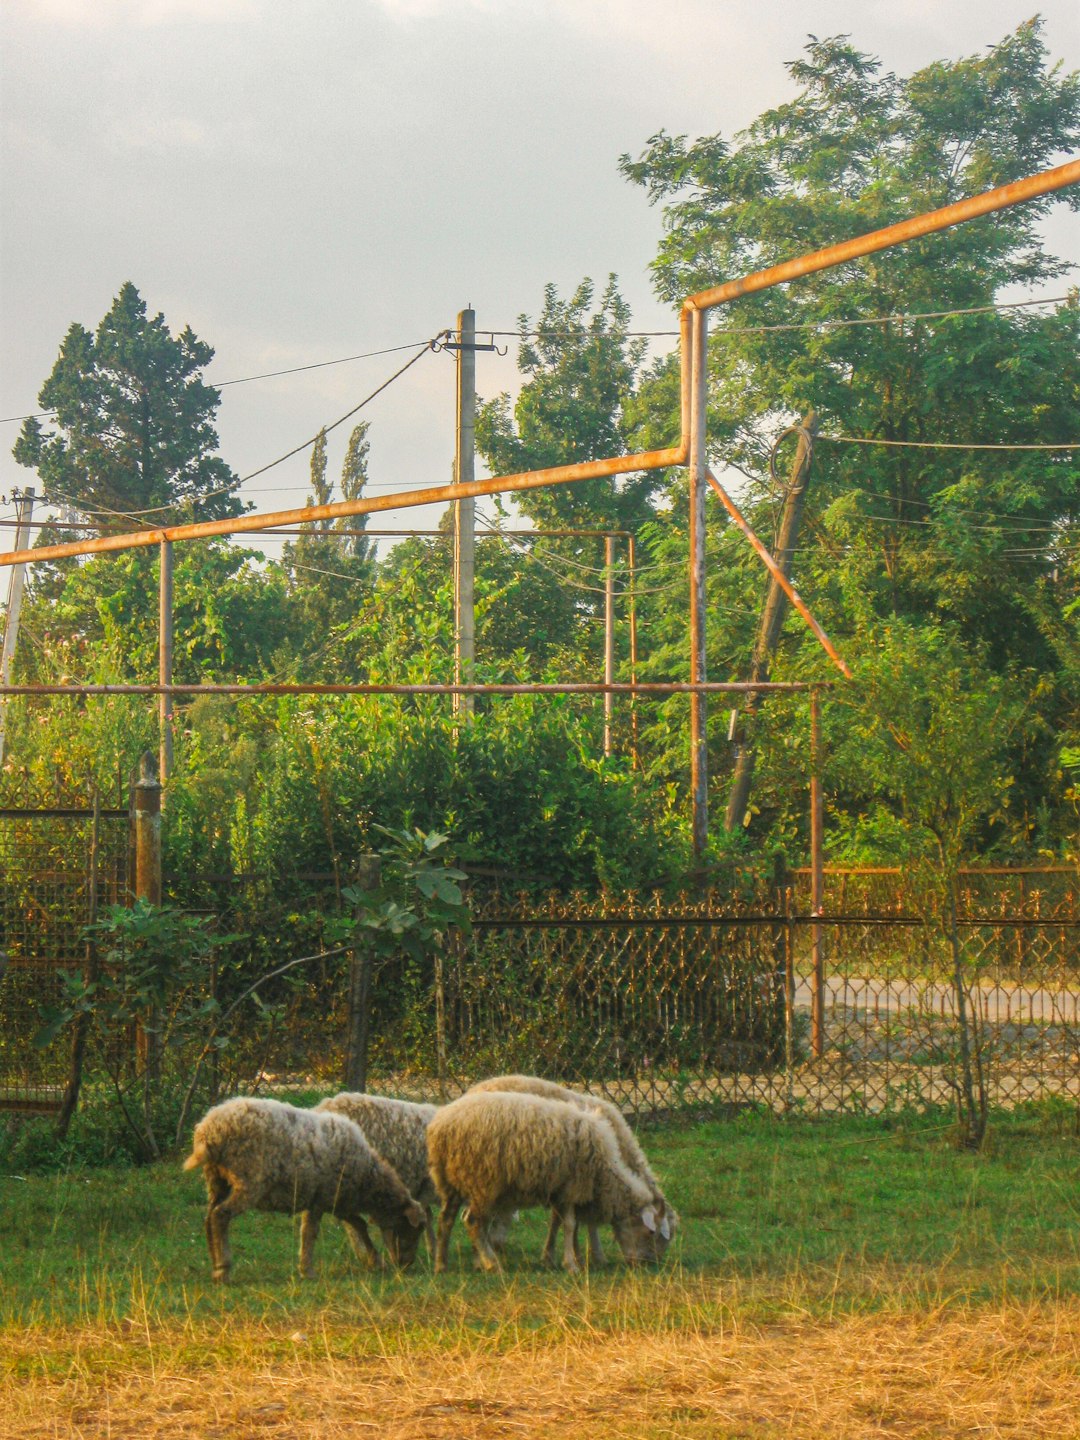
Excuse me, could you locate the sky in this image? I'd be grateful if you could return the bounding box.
[1,0,1078,555]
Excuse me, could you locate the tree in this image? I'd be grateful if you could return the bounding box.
[619,20,1080,851]
[14,282,243,524]
[282,422,377,676]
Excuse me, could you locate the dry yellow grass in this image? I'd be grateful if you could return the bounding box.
[4,1301,1079,1439]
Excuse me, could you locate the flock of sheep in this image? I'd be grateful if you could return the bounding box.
[183,1075,677,1281]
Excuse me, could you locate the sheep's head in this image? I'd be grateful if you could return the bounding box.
[612,1200,675,1265]
[378,1198,425,1269]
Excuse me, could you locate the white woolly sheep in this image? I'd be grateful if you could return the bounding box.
[466,1073,675,1266]
[426,1090,675,1274]
[315,1092,439,1252]
[183,1096,425,1282]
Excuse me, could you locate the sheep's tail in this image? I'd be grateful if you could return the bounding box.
[183,1138,207,1171]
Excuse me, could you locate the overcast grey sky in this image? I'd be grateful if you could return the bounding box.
[2,0,1078,550]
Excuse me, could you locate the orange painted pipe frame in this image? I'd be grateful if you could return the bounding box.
[2,157,1077,696]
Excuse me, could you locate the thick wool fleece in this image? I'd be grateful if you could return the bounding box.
[184,1096,416,1221]
[427,1090,653,1225]
[315,1093,439,1207]
[466,1074,667,1207]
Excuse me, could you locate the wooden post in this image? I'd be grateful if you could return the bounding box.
[725,413,817,831]
[344,853,381,1091]
[810,691,825,1058]
[133,752,162,1075]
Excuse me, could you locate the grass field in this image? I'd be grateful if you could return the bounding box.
[3,1107,1079,1437]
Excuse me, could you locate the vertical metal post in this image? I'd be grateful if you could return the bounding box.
[134,752,162,1076]
[688,309,709,871]
[810,690,825,1058]
[453,307,476,720]
[603,533,615,756]
[158,540,174,786]
[628,535,639,770]
[0,487,35,767]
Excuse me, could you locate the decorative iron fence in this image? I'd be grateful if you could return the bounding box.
[2,853,1079,1123]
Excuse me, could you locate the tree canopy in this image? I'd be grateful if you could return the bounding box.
[14,282,243,525]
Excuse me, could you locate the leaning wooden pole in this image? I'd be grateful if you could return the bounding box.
[725,412,818,831]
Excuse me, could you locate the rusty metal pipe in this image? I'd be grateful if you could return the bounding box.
[705,468,852,678]
[685,159,1080,313]
[0,681,821,696]
[0,450,686,569]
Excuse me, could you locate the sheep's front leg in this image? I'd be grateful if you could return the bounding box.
[299,1208,322,1279]
[463,1208,502,1273]
[434,1196,461,1274]
[541,1208,562,1267]
[422,1205,436,1257]
[341,1214,382,1269]
[559,1203,580,1274]
[587,1224,606,1267]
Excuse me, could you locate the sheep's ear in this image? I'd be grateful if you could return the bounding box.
[406,1202,425,1228]
[659,1214,672,1241]
[641,1205,657,1233]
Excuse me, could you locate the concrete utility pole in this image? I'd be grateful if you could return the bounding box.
[159,540,174,785]
[0,487,35,767]
[453,307,476,720]
[724,412,818,832]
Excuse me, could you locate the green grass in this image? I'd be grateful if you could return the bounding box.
[2,1105,1078,1345]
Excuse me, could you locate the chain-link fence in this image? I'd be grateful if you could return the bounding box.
[3,848,1079,1123]
[0,791,130,1112]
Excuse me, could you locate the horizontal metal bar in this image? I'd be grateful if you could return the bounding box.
[470,914,1080,929]
[0,447,687,569]
[685,159,1080,312]
[0,680,823,696]
[0,807,128,819]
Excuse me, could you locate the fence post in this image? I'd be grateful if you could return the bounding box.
[810,691,825,1059]
[344,853,381,1092]
[133,752,162,1077]
[770,851,794,1106]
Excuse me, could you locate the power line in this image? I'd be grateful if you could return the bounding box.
[822,435,1079,452]
[3,293,1070,426]
[238,339,438,485]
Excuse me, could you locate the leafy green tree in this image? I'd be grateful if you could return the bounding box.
[13,282,242,523]
[619,20,1080,850]
[283,422,376,676]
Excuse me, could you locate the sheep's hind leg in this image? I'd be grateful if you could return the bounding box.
[203,1171,243,1283]
[434,1196,462,1274]
[298,1208,322,1278]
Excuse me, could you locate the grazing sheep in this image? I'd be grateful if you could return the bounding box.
[315,1092,439,1252]
[467,1074,675,1266]
[183,1096,425,1282]
[427,1090,674,1274]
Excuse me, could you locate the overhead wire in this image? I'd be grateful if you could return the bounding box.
[2,293,1070,427]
